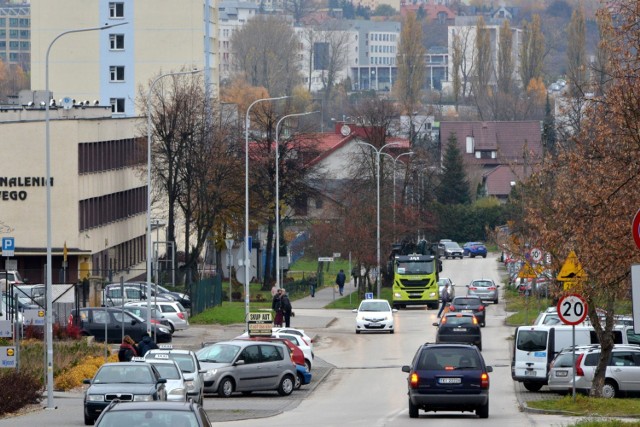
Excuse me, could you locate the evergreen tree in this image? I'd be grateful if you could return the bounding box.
[542,94,557,157]
[436,133,471,205]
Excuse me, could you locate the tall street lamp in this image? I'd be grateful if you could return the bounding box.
[146,69,202,334]
[357,141,402,298]
[274,111,318,290]
[382,151,414,240]
[44,21,127,410]
[245,96,288,319]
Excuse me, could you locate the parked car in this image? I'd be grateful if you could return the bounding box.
[232,335,307,370]
[272,327,314,352]
[139,358,187,402]
[295,364,312,389]
[442,241,464,259]
[467,279,500,304]
[533,307,563,326]
[124,282,191,309]
[447,296,486,327]
[102,283,172,307]
[433,312,482,351]
[83,361,167,425]
[437,278,455,302]
[548,344,640,397]
[94,401,212,427]
[123,305,173,331]
[13,284,45,308]
[69,307,172,343]
[401,343,493,418]
[462,242,488,258]
[196,340,296,397]
[126,301,189,332]
[0,270,25,292]
[353,298,397,334]
[145,347,205,405]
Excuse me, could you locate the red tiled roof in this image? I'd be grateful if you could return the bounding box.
[483,165,533,197]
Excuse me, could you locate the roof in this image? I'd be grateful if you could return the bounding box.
[400,3,456,20]
[483,164,533,198]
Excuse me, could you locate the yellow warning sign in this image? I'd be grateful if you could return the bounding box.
[518,262,538,279]
[557,251,587,281]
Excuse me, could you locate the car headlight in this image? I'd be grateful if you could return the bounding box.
[168,387,186,396]
[86,394,104,402]
[184,380,196,392]
[133,395,154,402]
[204,369,217,380]
[429,292,436,297]
[158,326,171,333]
[393,292,402,298]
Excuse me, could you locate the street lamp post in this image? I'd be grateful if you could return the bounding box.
[274,111,318,290]
[382,151,414,240]
[146,69,202,335]
[44,21,127,410]
[357,141,402,298]
[245,96,288,319]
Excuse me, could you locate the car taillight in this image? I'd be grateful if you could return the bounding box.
[448,306,455,311]
[488,287,496,291]
[151,319,160,324]
[410,372,419,388]
[177,312,185,319]
[441,317,448,324]
[481,372,490,388]
[575,354,585,376]
[472,316,478,325]
[478,305,485,311]
[469,287,477,291]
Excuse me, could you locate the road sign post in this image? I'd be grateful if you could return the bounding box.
[557,293,588,403]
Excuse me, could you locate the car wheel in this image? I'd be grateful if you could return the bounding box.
[295,372,303,390]
[445,255,449,259]
[356,329,361,334]
[477,342,482,351]
[481,321,486,327]
[198,392,204,406]
[408,397,419,418]
[84,411,94,425]
[602,380,618,398]
[476,400,489,418]
[493,299,499,304]
[305,360,312,372]
[523,381,543,392]
[482,254,487,258]
[390,329,394,334]
[168,323,175,334]
[471,254,475,258]
[277,374,295,396]
[217,377,234,397]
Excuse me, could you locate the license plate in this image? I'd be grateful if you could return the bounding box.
[438,377,461,384]
[462,309,472,313]
[524,370,537,376]
[453,328,467,332]
[368,322,380,327]
[555,371,568,377]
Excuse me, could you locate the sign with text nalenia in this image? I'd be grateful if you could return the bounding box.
[247,312,273,336]
[557,294,588,326]
[0,346,16,368]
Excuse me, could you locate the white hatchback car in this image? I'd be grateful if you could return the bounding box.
[353,299,397,334]
[126,301,189,332]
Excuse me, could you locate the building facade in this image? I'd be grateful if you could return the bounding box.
[30,0,219,117]
[219,0,258,82]
[0,106,147,284]
[0,2,29,72]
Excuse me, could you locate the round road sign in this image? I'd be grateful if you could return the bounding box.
[557,294,588,325]
[633,209,640,250]
[530,248,543,263]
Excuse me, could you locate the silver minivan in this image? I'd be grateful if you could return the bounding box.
[196,340,296,397]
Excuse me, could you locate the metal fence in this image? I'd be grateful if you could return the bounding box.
[190,275,222,317]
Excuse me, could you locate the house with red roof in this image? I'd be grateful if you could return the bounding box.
[439,121,542,202]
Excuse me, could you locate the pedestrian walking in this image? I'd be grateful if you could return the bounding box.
[280,290,293,327]
[272,288,284,327]
[309,277,316,297]
[118,335,138,362]
[336,269,346,296]
[437,283,451,318]
[137,332,159,356]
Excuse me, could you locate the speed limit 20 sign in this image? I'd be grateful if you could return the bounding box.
[557,294,588,325]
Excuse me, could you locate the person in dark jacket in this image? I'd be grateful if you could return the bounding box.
[272,289,283,327]
[280,290,293,327]
[118,335,138,362]
[137,332,159,356]
[336,269,347,296]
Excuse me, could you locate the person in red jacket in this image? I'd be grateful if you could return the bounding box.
[118,335,138,362]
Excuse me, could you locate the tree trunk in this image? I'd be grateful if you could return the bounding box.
[263,220,275,291]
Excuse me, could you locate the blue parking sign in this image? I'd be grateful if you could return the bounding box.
[365,292,374,299]
[2,237,14,257]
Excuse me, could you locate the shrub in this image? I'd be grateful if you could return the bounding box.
[0,371,42,415]
[55,354,118,391]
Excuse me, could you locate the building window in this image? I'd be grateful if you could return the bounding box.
[109,34,125,50]
[466,136,474,154]
[110,66,125,82]
[109,2,125,18]
[315,198,323,209]
[110,98,125,114]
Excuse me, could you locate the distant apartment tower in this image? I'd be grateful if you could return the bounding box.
[30,0,220,117]
[219,0,258,82]
[0,2,30,72]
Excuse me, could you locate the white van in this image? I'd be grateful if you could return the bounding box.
[511,324,638,391]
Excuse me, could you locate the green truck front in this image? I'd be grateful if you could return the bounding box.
[391,254,439,309]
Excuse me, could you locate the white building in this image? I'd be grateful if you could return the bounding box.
[29,0,220,117]
[219,0,258,82]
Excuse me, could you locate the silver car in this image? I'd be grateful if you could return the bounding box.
[126,301,189,332]
[196,340,296,397]
[145,347,205,405]
[467,279,500,304]
[139,358,187,402]
[548,344,640,398]
[442,242,464,259]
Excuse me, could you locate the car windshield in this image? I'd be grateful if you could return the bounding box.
[416,347,480,370]
[516,330,548,352]
[197,343,240,363]
[396,260,434,275]
[359,301,390,312]
[471,281,493,288]
[444,242,461,249]
[97,410,199,427]
[443,315,474,326]
[170,354,196,373]
[553,353,576,368]
[94,365,154,384]
[452,298,480,306]
[151,363,181,379]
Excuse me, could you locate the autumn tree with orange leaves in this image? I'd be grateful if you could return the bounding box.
[521,1,640,397]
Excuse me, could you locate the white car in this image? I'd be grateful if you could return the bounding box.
[138,358,187,402]
[353,299,397,334]
[272,327,314,353]
[126,301,189,332]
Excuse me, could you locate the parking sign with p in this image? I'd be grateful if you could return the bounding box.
[2,238,14,257]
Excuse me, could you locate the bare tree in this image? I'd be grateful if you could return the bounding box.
[519,14,545,90]
[497,19,514,95]
[567,5,587,97]
[472,16,492,119]
[449,26,475,103]
[231,16,302,96]
[395,11,425,117]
